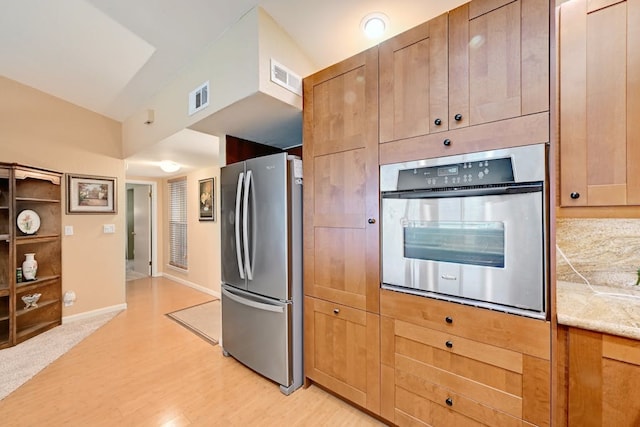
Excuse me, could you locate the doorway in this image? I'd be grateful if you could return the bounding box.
[125,181,158,281]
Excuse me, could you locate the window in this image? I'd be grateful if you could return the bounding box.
[168,177,187,269]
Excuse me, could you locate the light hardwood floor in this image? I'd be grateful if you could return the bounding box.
[0,277,385,426]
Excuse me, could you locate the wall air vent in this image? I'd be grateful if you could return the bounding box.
[270,59,302,96]
[188,80,210,116]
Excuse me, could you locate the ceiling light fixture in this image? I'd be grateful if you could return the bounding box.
[159,160,180,173]
[361,12,389,39]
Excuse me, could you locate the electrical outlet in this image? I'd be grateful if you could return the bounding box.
[103,224,115,234]
[64,225,74,236]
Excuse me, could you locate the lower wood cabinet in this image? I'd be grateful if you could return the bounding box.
[304,296,380,414]
[381,289,551,426]
[559,326,640,427]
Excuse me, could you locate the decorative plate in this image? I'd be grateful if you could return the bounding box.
[17,209,41,235]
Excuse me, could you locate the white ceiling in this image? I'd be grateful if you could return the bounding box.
[0,0,466,177]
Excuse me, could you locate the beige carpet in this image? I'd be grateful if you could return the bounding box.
[0,310,121,400]
[166,300,220,345]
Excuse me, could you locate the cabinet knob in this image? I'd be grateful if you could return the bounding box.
[434,118,442,126]
[445,316,453,324]
[333,308,340,314]
[443,139,452,147]
[445,340,453,349]
[570,192,580,200]
[367,218,376,224]
[454,113,463,121]
[446,397,453,407]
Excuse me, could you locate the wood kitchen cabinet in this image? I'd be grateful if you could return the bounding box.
[379,0,550,162]
[381,290,552,426]
[302,46,380,413]
[559,0,640,206]
[0,163,62,349]
[560,326,640,426]
[304,297,379,411]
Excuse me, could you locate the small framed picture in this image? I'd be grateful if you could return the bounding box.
[66,174,117,214]
[198,177,215,221]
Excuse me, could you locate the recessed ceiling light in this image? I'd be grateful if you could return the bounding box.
[361,12,389,39]
[159,160,180,173]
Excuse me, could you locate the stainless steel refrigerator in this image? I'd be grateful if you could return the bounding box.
[220,152,303,395]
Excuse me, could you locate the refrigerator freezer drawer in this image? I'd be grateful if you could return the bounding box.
[221,286,291,387]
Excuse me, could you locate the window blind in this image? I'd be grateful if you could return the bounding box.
[168,177,187,269]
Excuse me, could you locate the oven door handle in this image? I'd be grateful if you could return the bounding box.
[382,183,543,199]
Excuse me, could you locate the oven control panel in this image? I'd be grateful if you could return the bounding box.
[397,157,515,191]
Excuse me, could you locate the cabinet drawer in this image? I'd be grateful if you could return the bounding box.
[393,332,523,418]
[381,289,550,359]
[603,334,640,366]
[379,112,550,166]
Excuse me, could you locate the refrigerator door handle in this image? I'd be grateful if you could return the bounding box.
[222,288,284,313]
[243,169,253,281]
[235,172,245,279]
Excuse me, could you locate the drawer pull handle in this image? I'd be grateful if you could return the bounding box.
[454,113,463,121]
[445,316,453,324]
[434,118,442,126]
[443,138,452,147]
[445,340,453,349]
[333,308,340,314]
[446,397,453,406]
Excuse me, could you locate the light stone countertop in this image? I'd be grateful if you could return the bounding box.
[557,280,640,340]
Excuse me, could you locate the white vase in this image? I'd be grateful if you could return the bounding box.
[22,253,38,281]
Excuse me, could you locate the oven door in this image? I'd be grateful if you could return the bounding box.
[381,185,545,317]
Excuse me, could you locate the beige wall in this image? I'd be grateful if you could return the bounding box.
[0,76,126,317]
[160,166,221,296]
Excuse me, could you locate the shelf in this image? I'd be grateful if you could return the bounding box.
[15,234,60,244]
[16,298,59,317]
[3,163,62,349]
[16,320,60,343]
[15,197,61,203]
[16,275,61,292]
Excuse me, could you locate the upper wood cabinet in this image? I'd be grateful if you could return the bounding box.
[379,0,550,144]
[559,0,640,206]
[302,47,380,313]
[379,14,448,142]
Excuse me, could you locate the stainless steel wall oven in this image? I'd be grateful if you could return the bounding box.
[380,144,548,319]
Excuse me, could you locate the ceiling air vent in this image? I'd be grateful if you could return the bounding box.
[270,59,302,96]
[188,80,209,116]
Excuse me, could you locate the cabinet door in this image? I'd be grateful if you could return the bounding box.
[304,296,380,413]
[302,47,379,313]
[379,14,448,142]
[449,0,549,129]
[566,327,640,426]
[560,0,640,206]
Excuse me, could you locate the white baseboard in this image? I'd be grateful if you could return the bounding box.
[62,303,127,324]
[161,273,221,299]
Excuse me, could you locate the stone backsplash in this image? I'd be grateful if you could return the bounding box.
[556,218,640,288]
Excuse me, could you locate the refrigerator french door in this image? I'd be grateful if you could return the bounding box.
[220,152,303,395]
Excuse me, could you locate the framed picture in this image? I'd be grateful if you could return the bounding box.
[66,174,117,214]
[199,177,215,221]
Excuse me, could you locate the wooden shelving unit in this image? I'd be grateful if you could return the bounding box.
[0,163,62,349]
